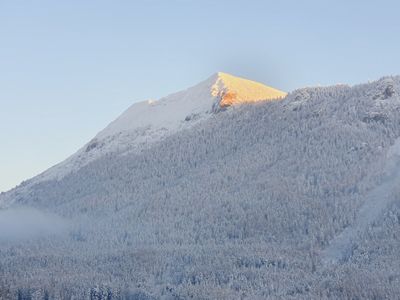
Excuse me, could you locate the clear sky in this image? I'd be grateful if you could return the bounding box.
[1,0,400,192]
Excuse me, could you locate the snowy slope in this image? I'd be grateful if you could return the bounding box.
[322,137,400,265]
[93,72,286,142]
[0,72,286,208]
[30,73,286,182]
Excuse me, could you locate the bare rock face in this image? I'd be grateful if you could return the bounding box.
[373,78,396,100]
[384,84,395,98]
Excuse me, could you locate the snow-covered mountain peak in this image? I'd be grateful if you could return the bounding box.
[96,72,286,139]
[5,73,286,189]
[211,72,287,108]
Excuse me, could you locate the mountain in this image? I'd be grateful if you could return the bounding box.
[0,72,286,209]
[87,72,285,157]
[1,75,400,299]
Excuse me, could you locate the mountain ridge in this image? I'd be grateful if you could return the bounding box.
[0,72,286,206]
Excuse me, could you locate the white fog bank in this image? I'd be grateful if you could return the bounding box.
[0,207,69,241]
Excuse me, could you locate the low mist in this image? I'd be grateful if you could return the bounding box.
[0,207,69,241]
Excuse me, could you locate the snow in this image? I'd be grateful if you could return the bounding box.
[0,72,285,209]
[212,72,286,107]
[17,72,286,186]
[322,138,400,265]
[97,75,216,139]
[97,72,286,139]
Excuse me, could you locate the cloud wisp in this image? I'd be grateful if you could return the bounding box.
[0,207,69,241]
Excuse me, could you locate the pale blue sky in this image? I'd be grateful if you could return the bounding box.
[1,0,400,192]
